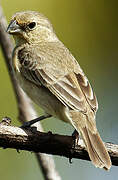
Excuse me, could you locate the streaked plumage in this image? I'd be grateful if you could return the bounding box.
[7,11,111,170]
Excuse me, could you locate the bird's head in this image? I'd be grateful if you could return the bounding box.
[7,11,57,45]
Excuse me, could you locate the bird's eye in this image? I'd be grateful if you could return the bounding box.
[27,22,36,30]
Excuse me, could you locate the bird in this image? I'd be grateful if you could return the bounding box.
[7,11,111,170]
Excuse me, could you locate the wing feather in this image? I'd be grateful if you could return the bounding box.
[75,73,98,111]
[49,78,86,111]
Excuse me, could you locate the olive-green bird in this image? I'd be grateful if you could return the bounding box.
[7,11,111,170]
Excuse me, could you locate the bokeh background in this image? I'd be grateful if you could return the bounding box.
[0,0,118,179]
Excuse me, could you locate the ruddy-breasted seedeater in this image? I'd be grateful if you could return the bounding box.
[7,11,111,170]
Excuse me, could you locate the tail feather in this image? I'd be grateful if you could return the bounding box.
[68,110,111,170]
[80,126,111,170]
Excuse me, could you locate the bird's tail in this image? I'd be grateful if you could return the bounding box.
[80,126,111,170]
[69,111,111,170]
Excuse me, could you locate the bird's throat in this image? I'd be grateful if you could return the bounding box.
[13,35,28,46]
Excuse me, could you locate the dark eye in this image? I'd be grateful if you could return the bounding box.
[27,22,36,30]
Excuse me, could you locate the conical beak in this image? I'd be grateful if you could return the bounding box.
[7,20,21,34]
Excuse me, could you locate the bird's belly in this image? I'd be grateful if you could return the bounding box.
[16,72,70,123]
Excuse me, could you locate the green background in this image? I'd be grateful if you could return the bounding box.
[0,0,118,179]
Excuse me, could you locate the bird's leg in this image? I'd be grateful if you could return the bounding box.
[20,114,52,128]
[69,129,79,163]
[72,129,79,146]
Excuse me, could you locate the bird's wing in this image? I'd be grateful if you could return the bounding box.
[38,69,98,113]
[19,44,98,113]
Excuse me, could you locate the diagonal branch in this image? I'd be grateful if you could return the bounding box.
[0,5,61,180]
[0,122,117,167]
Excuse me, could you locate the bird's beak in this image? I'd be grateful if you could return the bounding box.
[7,20,21,34]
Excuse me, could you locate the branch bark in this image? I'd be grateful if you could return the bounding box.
[0,5,61,180]
[0,122,117,167]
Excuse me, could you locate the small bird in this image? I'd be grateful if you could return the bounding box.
[7,11,111,170]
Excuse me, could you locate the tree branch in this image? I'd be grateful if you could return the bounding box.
[0,5,61,180]
[0,121,117,167]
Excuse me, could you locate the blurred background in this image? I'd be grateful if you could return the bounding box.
[0,0,118,179]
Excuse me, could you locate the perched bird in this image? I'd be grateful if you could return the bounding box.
[7,11,111,170]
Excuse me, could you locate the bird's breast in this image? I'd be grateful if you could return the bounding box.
[13,51,70,123]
